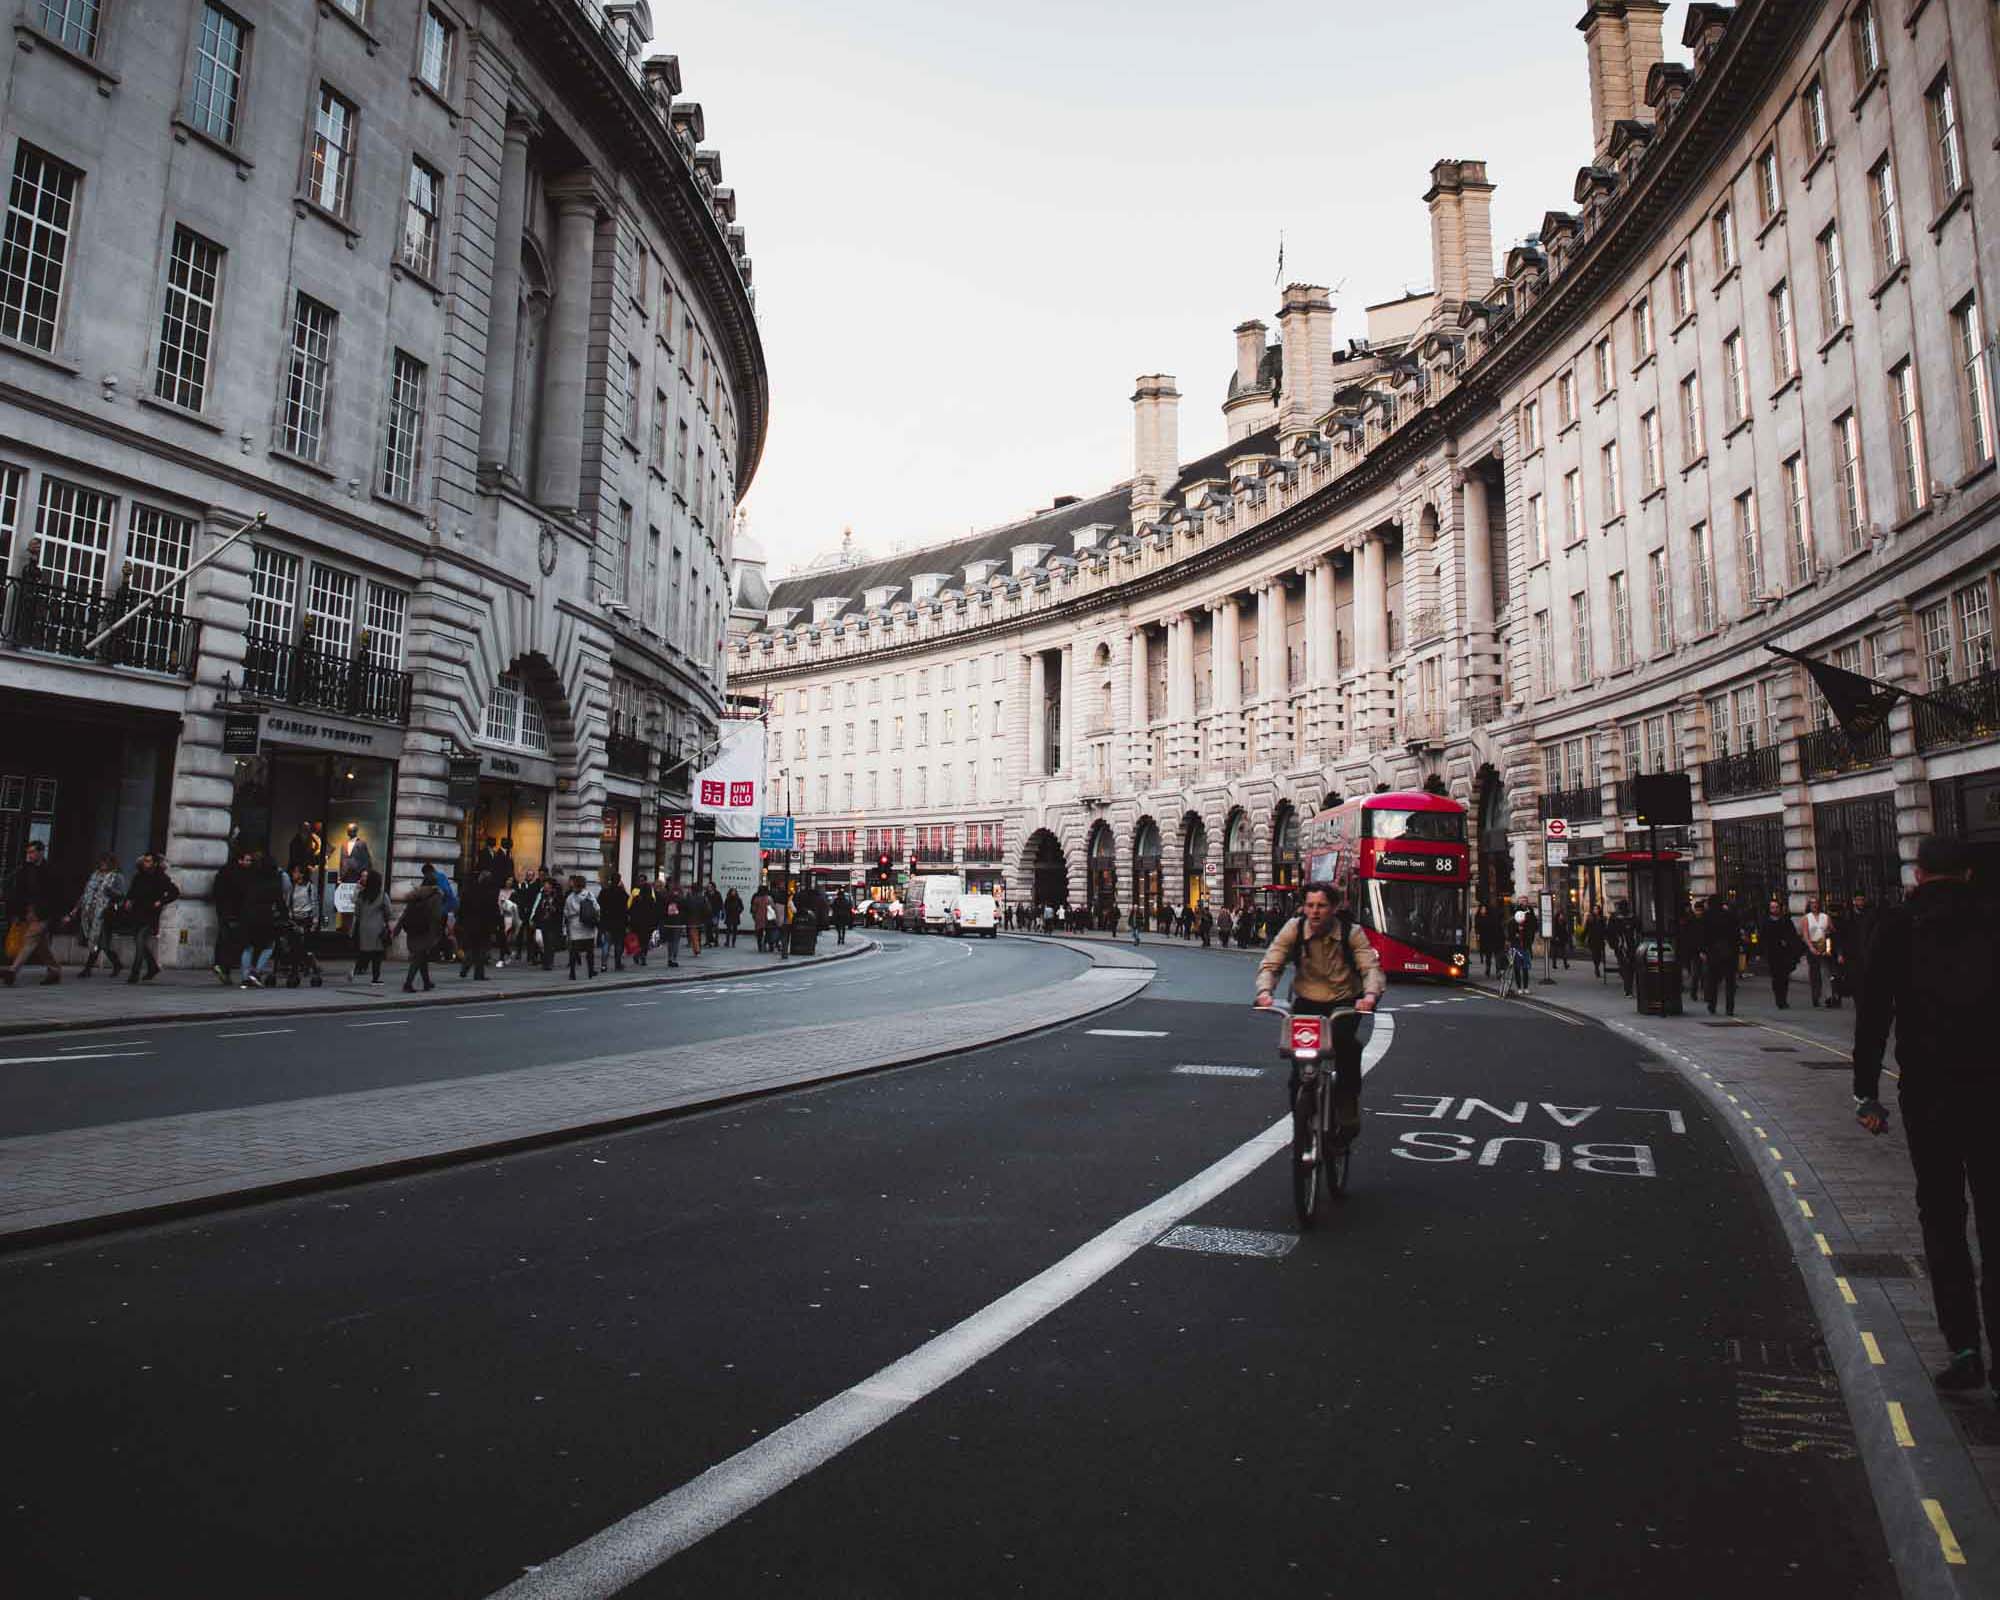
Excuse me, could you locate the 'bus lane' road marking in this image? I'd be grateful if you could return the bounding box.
[1087,1028,1167,1037]
[486,1020,1398,1598]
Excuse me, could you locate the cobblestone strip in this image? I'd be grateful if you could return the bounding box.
[0,964,1151,1245]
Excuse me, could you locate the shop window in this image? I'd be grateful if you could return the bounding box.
[484,671,550,752]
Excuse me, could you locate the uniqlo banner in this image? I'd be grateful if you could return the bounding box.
[691,718,766,840]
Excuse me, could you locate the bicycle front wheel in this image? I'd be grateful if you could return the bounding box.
[1292,1074,1326,1229]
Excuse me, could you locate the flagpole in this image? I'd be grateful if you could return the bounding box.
[1761,644,1973,723]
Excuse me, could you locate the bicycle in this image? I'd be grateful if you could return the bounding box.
[1504,943,1533,998]
[1262,1001,1364,1229]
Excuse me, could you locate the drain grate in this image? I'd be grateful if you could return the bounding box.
[1155,1225,1297,1260]
[1759,1045,1798,1053]
[1828,1252,1918,1278]
[1172,1064,1267,1079]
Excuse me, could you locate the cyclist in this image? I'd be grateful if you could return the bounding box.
[1254,880,1385,1148]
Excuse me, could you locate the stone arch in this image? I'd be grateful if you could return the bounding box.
[1086,819,1117,917]
[1475,761,1513,908]
[1020,827,1069,910]
[1132,814,1163,919]
[1180,808,1209,911]
[1271,798,1300,888]
[1222,805,1255,910]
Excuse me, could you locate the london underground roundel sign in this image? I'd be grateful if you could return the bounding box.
[1545,817,1570,841]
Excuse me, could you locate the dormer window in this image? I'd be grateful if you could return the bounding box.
[864,584,899,609]
[910,572,948,603]
[1009,543,1050,576]
[812,597,849,624]
[963,560,998,586]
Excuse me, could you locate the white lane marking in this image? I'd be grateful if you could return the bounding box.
[1087,1028,1167,1038]
[0,1050,152,1065]
[216,1029,296,1039]
[348,1019,413,1029]
[60,1038,149,1050]
[547,1007,585,1014]
[489,1011,1395,1600]
[460,1012,505,1019]
[621,1001,660,1008]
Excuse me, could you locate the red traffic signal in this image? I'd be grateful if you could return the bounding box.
[877,852,891,869]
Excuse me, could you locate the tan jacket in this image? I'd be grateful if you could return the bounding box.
[1256,915,1387,1004]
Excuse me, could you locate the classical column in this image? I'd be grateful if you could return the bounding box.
[1257,583,1284,761]
[1313,557,1338,752]
[534,176,603,512]
[1459,466,1501,711]
[477,109,535,476]
[1353,534,1390,744]
[1057,643,1075,776]
[1173,611,1197,773]
[1213,597,1242,768]
[1129,626,1150,788]
[1027,650,1048,777]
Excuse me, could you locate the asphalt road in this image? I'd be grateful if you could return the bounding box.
[0,931,1078,1137]
[1,942,1894,1598]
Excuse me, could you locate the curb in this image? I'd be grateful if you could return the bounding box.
[0,936,874,1039]
[2,941,1155,1253]
[1508,981,1992,1598]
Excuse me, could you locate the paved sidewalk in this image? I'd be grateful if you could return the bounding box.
[1494,960,2000,1595]
[0,945,1153,1247]
[0,934,869,1037]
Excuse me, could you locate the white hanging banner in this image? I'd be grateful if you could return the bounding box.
[692,719,766,840]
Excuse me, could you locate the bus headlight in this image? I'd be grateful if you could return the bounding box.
[1453,952,1466,967]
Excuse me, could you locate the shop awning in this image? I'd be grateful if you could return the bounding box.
[1566,848,1686,869]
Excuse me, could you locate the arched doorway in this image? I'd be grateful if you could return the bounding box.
[1271,800,1300,889]
[1132,817,1162,922]
[1086,820,1117,921]
[1024,829,1068,909]
[1222,807,1254,911]
[1181,812,1209,911]
[1476,763,1512,908]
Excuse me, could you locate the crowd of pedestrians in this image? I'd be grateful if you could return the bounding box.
[995,897,1296,948]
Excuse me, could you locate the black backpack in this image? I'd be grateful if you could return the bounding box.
[577,895,600,930]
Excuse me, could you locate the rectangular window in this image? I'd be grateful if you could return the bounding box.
[1769,279,1798,384]
[1690,522,1717,633]
[1609,572,1633,669]
[1954,296,1996,469]
[416,6,454,94]
[305,562,357,656]
[363,581,406,669]
[1755,147,1781,225]
[0,144,78,352]
[1556,369,1577,430]
[123,501,194,597]
[380,349,426,501]
[1528,492,1547,561]
[1817,223,1848,334]
[615,501,633,602]
[1670,255,1693,323]
[1868,155,1904,276]
[1708,693,1732,757]
[1569,591,1593,683]
[306,84,357,217]
[1562,470,1581,544]
[1648,549,1674,653]
[1521,397,1541,451]
[1722,331,1748,426]
[188,4,247,144]
[693,446,706,525]
[1852,3,1881,82]
[624,356,642,442]
[401,157,441,279]
[1713,204,1737,274]
[248,545,299,640]
[1890,359,1929,517]
[650,388,668,473]
[1593,337,1613,396]
[1641,409,1662,494]
[1735,490,1765,601]
[153,226,223,411]
[643,524,659,623]
[32,477,115,592]
[280,293,336,461]
[675,419,690,494]
[36,0,99,55]
[1632,296,1654,362]
[1928,72,1965,205]
[1782,454,1813,582]
[1834,410,1866,551]
[1955,582,1993,677]
[1919,601,1952,689]
[1533,609,1553,695]
[1600,440,1622,520]
[0,463,19,569]
[1803,77,1829,159]
[1679,372,1705,461]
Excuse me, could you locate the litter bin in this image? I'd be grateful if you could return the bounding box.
[789,912,818,956]
[1635,938,1683,1016]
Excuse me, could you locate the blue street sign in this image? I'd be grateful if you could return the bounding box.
[759,815,795,850]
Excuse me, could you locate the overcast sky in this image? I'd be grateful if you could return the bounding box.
[659,3,1688,576]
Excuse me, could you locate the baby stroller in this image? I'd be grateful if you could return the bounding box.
[270,908,324,988]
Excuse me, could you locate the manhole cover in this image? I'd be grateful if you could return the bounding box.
[1828,1252,1918,1278]
[1759,1045,1797,1053]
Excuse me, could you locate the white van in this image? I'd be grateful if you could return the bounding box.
[953,892,998,938]
[905,873,963,933]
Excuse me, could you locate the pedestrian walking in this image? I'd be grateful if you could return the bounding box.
[534,873,565,970]
[1475,899,1500,977]
[72,853,127,978]
[1129,905,1142,946]
[684,882,707,957]
[395,866,445,992]
[831,889,853,945]
[1549,904,1573,970]
[458,870,501,980]
[1198,906,1214,948]
[629,881,660,965]
[4,837,56,960]
[1831,890,1878,1011]
[563,874,598,978]
[210,845,254,985]
[660,882,684,966]
[599,873,630,972]
[750,884,771,952]
[1582,904,1607,981]
[1701,894,1741,1015]
[350,870,391,982]
[121,852,178,982]
[706,881,725,948]
[724,887,743,946]
[1759,894,1806,1008]
[1852,836,1999,1395]
[1800,897,1833,1007]
[1609,899,1640,996]
[237,854,285,988]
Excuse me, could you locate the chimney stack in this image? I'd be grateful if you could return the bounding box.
[1425,160,1496,305]
[1234,320,1267,393]
[1622,2,1668,114]
[1130,373,1181,529]
[1578,2,1634,159]
[1275,285,1335,444]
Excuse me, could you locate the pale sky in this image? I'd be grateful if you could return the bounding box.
[659,3,1689,576]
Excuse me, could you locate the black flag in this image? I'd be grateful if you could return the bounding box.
[1767,646,1902,742]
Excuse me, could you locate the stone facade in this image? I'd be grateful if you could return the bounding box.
[729,0,1999,924]
[0,0,765,959]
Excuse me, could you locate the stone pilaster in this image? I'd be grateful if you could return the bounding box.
[1877,602,1930,895]
[477,108,537,478]
[534,176,606,513]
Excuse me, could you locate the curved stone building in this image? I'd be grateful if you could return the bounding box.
[0,0,764,956]
[731,0,1997,923]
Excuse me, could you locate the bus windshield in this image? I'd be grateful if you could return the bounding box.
[1364,878,1466,953]
[1365,807,1467,844]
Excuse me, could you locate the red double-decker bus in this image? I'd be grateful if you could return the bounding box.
[1298,790,1470,979]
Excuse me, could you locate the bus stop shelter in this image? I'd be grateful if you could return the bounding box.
[1567,847,1688,1015]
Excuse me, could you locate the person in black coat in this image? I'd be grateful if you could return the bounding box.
[599,875,630,971]
[1702,894,1742,1015]
[121,852,179,982]
[830,889,853,944]
[1831,890,1879,1010]
[628,881,660,965]
[210,846,255,985]
[1758,894,1806,1008]
[457,870,502,980]
[238,856,286,987]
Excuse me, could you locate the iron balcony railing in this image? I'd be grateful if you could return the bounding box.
[912,845,954,865]
[1913,668,2000,752]
[1,575,195,676]
[607,728,653,778]
[816,840,858,864]
[242,635,413,724]
[1700,743,1781,800]
[963,838,1003,862]
[1537,783,1599,822]
[1798,722,1890,778]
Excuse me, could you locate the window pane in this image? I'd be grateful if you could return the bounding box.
[248,546,299,640]
[363,581,406,669]
[417,7,453,91]
[154,227,223,410]
[281,294,336,460]
[31,477,115,592]
[308,85,356,215]
[189,5,246,144]
[37,0,100,55]
[0,145,78,352]
[400,159,440,278]
[380,350,426,500]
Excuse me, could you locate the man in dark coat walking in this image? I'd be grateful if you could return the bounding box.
[1853,837,2000,1394]
[1702,893,1742,1015]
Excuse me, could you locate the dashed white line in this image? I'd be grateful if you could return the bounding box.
[460,1012,505,1019]
[216,1028,295,1039]
[59,1038,149,1050]
[348,1019,413,1029]
[1087,1028,1167,1038]
[0,1050,152,1065]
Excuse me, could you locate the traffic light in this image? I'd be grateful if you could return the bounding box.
[877,852,891,871]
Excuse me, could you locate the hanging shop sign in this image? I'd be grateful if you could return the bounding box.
[447,755,482,810]
[221,711,261,756]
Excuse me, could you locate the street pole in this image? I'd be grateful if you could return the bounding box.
[83,510,267,656]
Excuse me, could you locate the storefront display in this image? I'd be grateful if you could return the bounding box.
[231,748,397,929]
[460,752,555,885]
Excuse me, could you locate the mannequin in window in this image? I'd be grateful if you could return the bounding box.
[288,819,323,877]
[337,822,372,932]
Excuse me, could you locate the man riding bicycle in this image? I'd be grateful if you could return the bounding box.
[1255,881,1385,1147]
